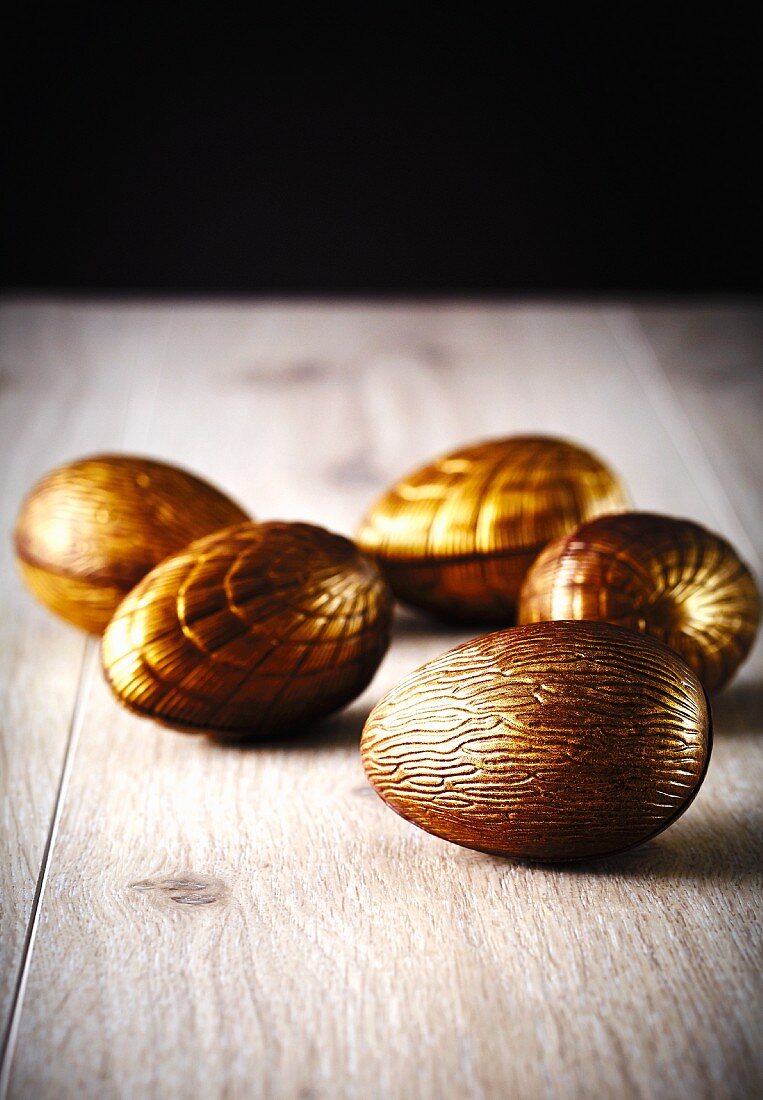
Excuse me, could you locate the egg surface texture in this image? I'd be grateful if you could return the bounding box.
[518,512,760,692]
[102,521,393,737]
[14,454,249,633]
[361,621,710,862]
[356,435,627,622]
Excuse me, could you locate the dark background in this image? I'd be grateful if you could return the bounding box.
[3,9,759,295]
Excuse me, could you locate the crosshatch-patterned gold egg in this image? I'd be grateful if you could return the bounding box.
[518,512,761,692]
[14,454,250,634]
[356,435,628,623]
[361,621,712,862]
[102,521,393,739]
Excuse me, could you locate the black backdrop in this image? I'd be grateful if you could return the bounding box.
[3,10,759,294]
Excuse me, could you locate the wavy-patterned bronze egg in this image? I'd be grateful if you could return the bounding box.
[518,512,761,692]
[356,436,628,622]
[14,455,249,633]
[102,521,393,738]
[361,621,711,862]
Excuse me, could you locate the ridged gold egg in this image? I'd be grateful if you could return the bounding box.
[356,435,628,622]
[14,455,249,633]
[518,512,761,692]
[102,520,393,738]
[361,621,711,862]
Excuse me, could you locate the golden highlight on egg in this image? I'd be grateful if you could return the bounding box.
[361,621,711,862]
[356,435,628,622]
[102,521,393,738]
[518,512,761,692]
[14,454,249,633]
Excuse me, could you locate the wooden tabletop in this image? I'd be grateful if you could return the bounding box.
[1,299,760,1100]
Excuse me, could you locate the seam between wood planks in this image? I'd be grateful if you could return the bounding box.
[0,640,97,1099]
[601,306,762,574]
[0,307,175,1097]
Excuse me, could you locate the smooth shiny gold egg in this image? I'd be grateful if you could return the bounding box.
[356,436,628,622]
[361,621,711,862]
[102,520,393,738]
[14,454,249,633]
[518,512,761,692]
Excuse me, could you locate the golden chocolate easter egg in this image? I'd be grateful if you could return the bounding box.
[361,621,711,862]
[14,455,250,634]
[102,521,393,738]
[356,436,628,622]
[518,512,761,692]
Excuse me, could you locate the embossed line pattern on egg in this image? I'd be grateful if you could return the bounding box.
[356,436,628,622]
[102,521,393,737]
[361,621,711,862]
[518,512,761,692]
[14,454,250,633]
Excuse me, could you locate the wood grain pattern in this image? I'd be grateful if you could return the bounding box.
[631,304,763,560]
[1,300,760,1100]
[361,621,711,861]
[0,303,176,1077]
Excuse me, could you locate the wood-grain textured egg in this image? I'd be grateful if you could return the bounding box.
[356,435,628,622]
[361,621,711,862]
[14,454,249,633]
[102,521,393,738]
[518,512,761,692]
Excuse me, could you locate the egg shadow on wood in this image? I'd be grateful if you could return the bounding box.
[710,678,763,735]
[514,806,763,884]
[206,701,375,752]
[391,606,505,642]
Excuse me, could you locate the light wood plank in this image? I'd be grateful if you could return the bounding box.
[0,302,175,1073]
[4,302,761,1099]
[631,303,763,557]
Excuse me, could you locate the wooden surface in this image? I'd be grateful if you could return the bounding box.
[0,299,760,1100]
